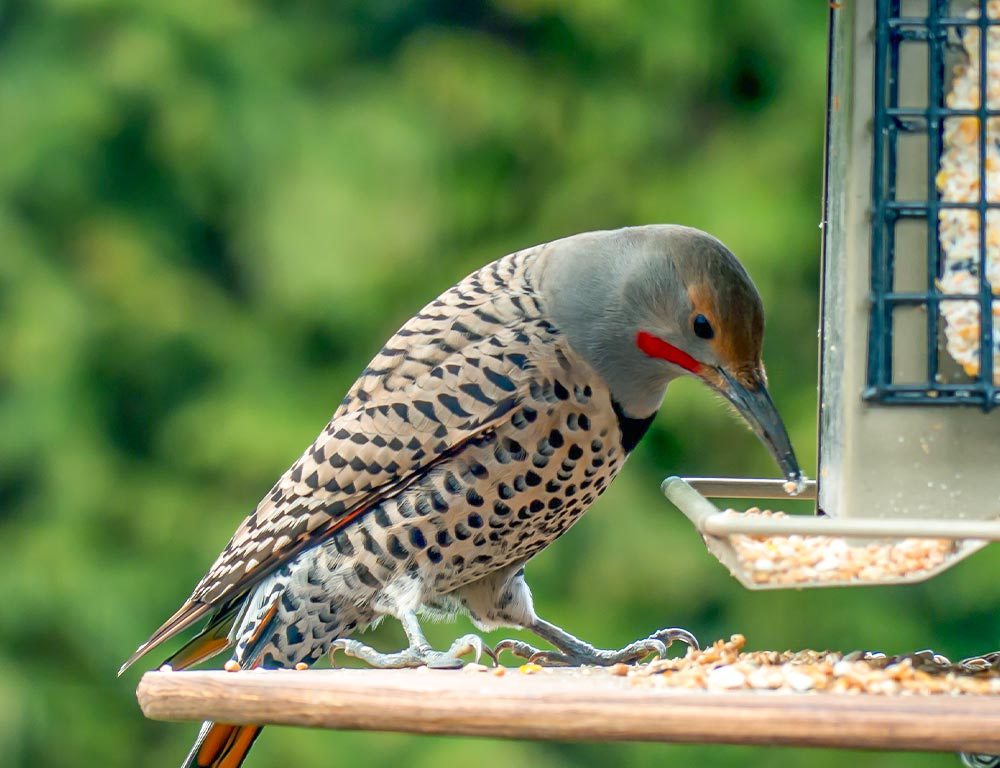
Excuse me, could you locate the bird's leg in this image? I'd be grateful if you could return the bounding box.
[330,610,492,670]
[465,567,698,667]
[495,617,699,667]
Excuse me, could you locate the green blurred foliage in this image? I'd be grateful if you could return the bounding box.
[1,1,997,766]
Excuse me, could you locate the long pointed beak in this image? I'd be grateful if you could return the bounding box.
[707,368,804,493]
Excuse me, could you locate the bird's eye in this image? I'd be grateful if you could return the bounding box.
[693,314,714,340]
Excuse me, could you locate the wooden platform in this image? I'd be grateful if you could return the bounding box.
[137,668,1000,753]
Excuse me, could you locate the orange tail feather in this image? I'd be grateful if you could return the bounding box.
[184,722,263,768]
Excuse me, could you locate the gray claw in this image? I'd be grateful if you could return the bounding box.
[447,633,492,664]
[649,626,699,652]
[527,650,573,666]
[620,638,668,663]
[493,638,542,662]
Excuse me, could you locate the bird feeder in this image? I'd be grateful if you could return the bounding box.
[666,0,1000,589]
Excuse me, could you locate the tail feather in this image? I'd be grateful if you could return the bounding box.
[119,600,214,676]
[183,722,263,768]
[179,597,283,768]
[162,601,245,671]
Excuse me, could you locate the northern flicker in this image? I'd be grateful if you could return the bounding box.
[122,225,802,768]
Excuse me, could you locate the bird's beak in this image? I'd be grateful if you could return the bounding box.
[705,367,803,492]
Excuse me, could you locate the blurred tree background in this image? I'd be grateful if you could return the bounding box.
[2,1,998,766]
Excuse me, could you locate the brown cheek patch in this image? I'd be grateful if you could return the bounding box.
[687,282,760,376]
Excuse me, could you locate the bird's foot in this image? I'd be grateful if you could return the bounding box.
[330,633,494,670]
[495,627,699,667]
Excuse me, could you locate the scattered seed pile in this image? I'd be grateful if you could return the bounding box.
[723,508,956,585]
[627,634,1000,695]
[937,0,1000,383]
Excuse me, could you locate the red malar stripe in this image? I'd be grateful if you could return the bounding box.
[636,331,703,374]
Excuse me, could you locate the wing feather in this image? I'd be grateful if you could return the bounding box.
[124,249,552,669]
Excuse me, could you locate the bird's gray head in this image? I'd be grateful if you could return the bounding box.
[537,224,801,485]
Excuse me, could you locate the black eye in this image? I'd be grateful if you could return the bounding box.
[693,314,714,340]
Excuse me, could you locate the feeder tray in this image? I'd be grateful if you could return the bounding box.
[664,476,997,590]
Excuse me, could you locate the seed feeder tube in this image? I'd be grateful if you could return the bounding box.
[673,2,1000,591]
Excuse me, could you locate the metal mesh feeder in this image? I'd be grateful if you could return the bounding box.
[667,0,1000,591]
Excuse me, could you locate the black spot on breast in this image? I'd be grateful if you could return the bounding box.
[532,454,550,469]
[333,530,354,556]
[466,490,484,507]
[611,398,657,453]
[444,472,462,494]
[361,529,383,556]
[374,506,391,528]
[286,624,305,646]
[436,529,453,547]
[467,512,483,528]
[467,461,489,480]
[524,471,542,487]
[427,546,443,564]
[553,380,569,400]
[388,535,408,559]
[408,527,427,549]
[503,438,526,460]
[354,563,380,588]
[398,497,417,519]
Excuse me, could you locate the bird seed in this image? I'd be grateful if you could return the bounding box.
[627,634,1000,696]
[722,508,956,585]
[937,0,1000,383]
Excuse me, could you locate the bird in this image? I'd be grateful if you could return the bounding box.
[121,224,803,768]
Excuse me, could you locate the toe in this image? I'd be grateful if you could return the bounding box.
[425,655,464,670]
